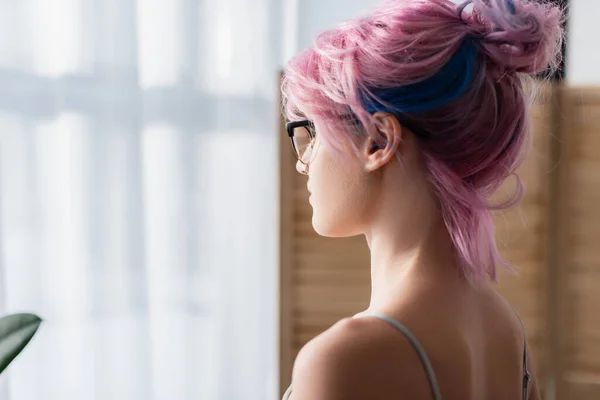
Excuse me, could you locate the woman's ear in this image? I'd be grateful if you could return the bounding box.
[363,112,403,172]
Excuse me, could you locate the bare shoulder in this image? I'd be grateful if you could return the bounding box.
[289,316,433,400]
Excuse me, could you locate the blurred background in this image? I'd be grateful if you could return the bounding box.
[0,0,597,400]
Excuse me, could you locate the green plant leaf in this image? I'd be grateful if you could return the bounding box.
[0,313,42,374]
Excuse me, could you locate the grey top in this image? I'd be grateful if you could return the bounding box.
[282,312,530,400]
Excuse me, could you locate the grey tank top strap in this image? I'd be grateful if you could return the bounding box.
[281,385,292,400]
[513,310,531,400]
[355,312,442,400]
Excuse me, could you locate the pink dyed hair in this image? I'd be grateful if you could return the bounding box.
[281,0,563,282]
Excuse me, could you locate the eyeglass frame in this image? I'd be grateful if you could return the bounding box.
[286,119,316,165]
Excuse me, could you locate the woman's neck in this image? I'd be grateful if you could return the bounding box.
[364,209,463,311]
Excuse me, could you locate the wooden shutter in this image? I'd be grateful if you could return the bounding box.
[554,87,600,400]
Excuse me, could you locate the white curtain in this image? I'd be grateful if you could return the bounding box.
[0,0,280,399]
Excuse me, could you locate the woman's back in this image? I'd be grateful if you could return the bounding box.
[287,280,537,400]
[387,279,533,399]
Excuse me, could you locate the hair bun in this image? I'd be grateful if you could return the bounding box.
[463,0,564,75]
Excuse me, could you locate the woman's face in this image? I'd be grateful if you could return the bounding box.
[296,120,378,238]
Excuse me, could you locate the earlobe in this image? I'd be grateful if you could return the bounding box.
[364,144,398,172]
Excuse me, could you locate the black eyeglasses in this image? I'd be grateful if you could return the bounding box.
[286,120,316,165]
[285,114,429,165]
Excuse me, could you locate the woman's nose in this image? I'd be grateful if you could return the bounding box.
[296,160,308,175]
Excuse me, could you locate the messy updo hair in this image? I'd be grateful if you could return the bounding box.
[281,0,563,282]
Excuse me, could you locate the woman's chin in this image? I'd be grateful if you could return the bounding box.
[311,213,350,238]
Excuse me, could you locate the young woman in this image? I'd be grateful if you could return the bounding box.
[281,0,562,399]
